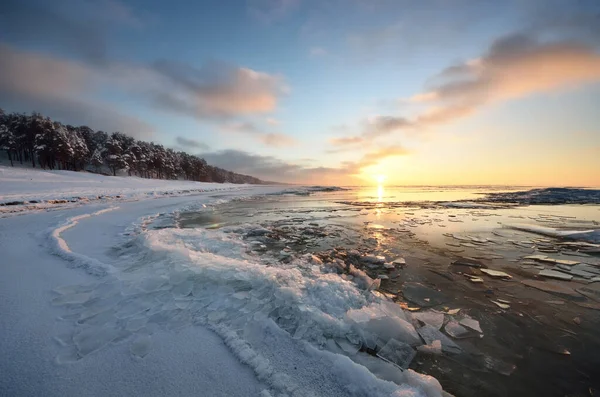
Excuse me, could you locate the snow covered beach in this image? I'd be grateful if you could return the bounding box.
[0,167,444,397]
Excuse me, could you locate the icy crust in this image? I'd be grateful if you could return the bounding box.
[51,222,442,397]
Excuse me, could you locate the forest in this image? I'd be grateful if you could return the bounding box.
[0,110,265,184]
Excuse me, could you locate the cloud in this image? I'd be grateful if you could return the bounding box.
[0,44,153,138]
[334,30,600,146]
[260,133,297,147]
[410,33,600,126]
[201,149,341,183]
[309,47,328,57]
[266,117,280,125]
[0,42,289,140]
[175,136,210,151]
[364,116,412,137]
[149,60,288,119]
[201,145,408,183]
[222,121,297,147]
[248,0,300,23]
[329,136,365,145]
[329,116,411,148]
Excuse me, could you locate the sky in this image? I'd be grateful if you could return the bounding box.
[0,0,599,186]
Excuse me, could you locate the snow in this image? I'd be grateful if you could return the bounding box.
[0,167,444,396]
[0,165,257,214]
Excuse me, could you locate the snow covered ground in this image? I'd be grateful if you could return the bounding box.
[0,167,444,397]
[0,165,257,215]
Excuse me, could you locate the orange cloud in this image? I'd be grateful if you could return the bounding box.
[413,33,600,125]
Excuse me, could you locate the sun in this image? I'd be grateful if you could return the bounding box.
[376,174,386,184]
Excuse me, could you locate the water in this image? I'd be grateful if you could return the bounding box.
[177,185,600,397]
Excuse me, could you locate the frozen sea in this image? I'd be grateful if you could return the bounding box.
[2,170,599,397]
[174,185,600,396]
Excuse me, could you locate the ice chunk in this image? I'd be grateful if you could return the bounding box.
[377,338,416,369]
[411,311,444,330]
[491,300,510,309]
[539,269,573,281]
[393,258,406,266]
[444,321,470,338]
[417,325,461,354]
[73,323,121,356]
[416,340,442,355]
[480,269,512,279]
[362,255,386,264]
[459,317,483,333]
[335,338,361,355]
[130,335,151,358]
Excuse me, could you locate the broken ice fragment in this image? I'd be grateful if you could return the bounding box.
[376,338,416,369]
[393,258,406,266]
[411,311,444,330]
[480,269,512,279]
[130,335,151,358]
[539,269,573,281]
[490,300,510,309]
[444,321,470,338]
[459,317,482,333]
[417,325,461,354]
[416,340,442,355]
[73,323,121,356]
[335,338,361,355]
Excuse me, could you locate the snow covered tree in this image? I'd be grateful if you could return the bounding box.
[90,148,104,172]
[104,137,127,176]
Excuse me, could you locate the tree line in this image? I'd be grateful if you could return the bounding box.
[0,110,265,184]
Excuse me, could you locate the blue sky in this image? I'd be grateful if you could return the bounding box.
[1,0,599,185]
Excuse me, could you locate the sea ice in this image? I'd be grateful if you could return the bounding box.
[539,269,573,281]
[377,339,416,369]
[417,325,461,354]
[416,340,442,355]
[444,321,470,338]
[479,269,512,279]
[73,323,121,356]
[459,317,482,333]
[411,311,444,330]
